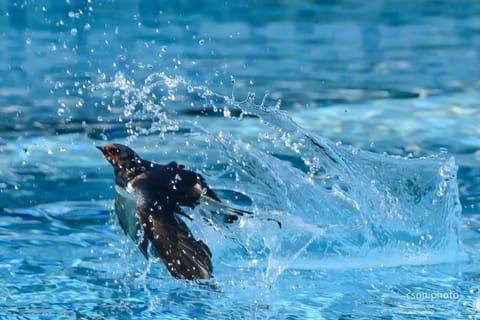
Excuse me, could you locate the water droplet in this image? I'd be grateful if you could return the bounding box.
[47,150,53,155]
[475,297,480,311]
[198,39,205,46]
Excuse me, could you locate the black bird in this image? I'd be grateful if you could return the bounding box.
[97,143,250,280]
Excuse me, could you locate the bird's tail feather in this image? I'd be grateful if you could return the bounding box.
[200,195,253,224]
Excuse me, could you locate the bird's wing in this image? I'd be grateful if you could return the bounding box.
[134,180,213,280]
[165,161,221,202]
[164,162,253,223]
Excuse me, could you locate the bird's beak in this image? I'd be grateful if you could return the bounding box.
[96,146,105,153]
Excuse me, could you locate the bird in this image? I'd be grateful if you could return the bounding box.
[97,143,251,280]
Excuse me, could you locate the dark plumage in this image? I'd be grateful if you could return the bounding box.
[97,143,250,280]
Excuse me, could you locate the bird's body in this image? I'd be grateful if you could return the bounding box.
[97,143,249,280]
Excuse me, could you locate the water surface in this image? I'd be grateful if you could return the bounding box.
[1,1,480,318]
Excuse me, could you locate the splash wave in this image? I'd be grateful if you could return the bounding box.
[97,72,463,280]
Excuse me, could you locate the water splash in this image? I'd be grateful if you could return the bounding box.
[98,72,463,284]
[95,72,181,139]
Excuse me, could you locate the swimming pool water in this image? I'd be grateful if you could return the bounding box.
[1,1,480,318]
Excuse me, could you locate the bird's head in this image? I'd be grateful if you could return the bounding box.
[97,143,141,170]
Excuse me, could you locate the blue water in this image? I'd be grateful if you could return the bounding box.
[1,0,480,318]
